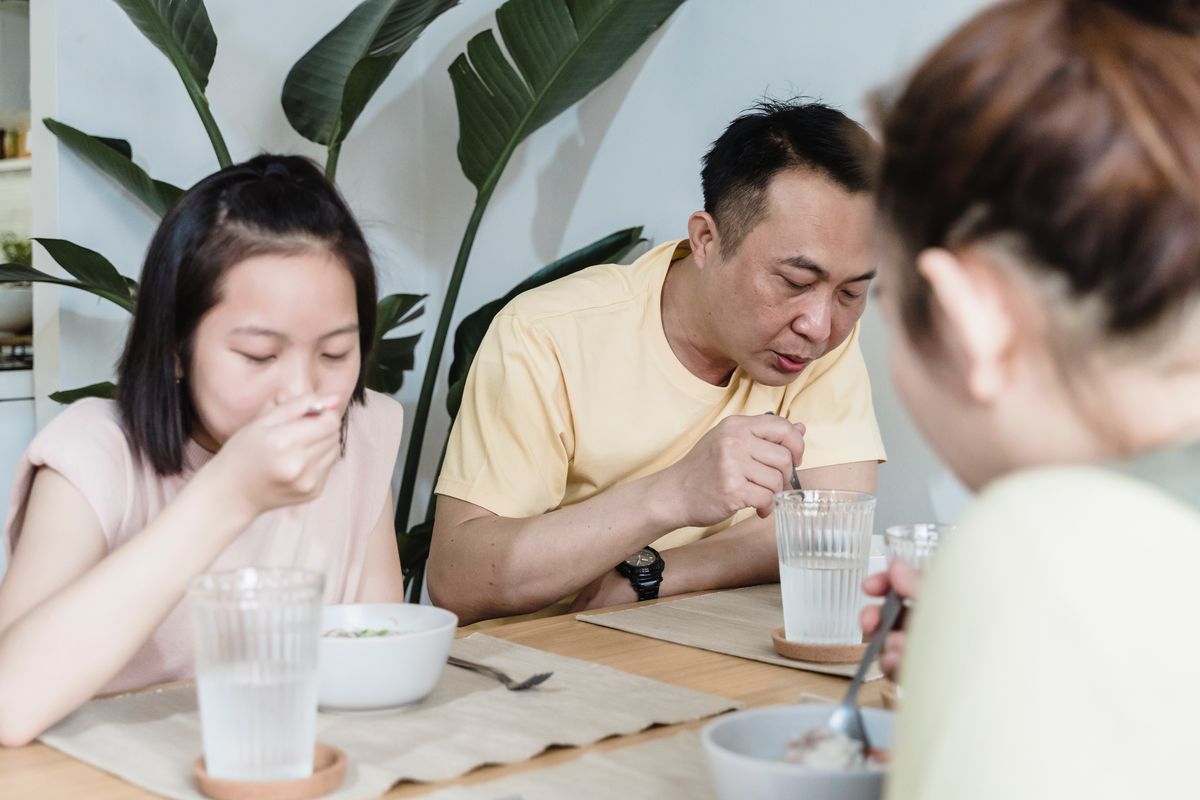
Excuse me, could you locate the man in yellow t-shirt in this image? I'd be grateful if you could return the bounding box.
[429,101,887,625]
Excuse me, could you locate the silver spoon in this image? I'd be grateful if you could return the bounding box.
[765,411,804,497]
[824,589,903,751]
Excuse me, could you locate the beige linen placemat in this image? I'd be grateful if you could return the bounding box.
[422,729,714,800]
[39,634,738,800]
[577,584,881,680]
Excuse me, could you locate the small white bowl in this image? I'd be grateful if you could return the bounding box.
[318,603,457,710]
[701,704,895,800]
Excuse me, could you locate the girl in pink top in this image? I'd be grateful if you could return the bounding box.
[0,155,406,745]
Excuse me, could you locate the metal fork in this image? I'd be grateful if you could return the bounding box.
[447,655,553,691]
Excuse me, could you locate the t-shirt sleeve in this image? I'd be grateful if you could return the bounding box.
[4,399,133,557]
[435,311,573,518]
[784,322,886,469]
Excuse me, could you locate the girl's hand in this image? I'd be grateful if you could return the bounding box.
[206,393,344,518]
[860,560,922,681]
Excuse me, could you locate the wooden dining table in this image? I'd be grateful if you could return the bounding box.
[0,592,891,799]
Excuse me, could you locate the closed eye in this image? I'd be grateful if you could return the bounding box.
[238,352,276,364]
[322,351,352,362]
[781,276,814,292]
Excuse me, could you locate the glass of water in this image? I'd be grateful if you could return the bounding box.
[775,490,877,645]
[884,522,955,571]
[189,568,324,782]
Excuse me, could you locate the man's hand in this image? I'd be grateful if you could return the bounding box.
[658,414,805,528]
[568,568,637,613]
[860,560,922,681]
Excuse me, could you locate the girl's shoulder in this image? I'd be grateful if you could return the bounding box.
[947,463,1200,579]
[343,390,405,475]
[32,398,134,467]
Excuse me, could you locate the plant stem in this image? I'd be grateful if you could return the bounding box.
[325,142,342,182]
[395,183,495,532]
[185,85,232,169]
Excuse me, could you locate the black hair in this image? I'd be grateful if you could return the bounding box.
[701,99,877,254]
[116,154,378,475]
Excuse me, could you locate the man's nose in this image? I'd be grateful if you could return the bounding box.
[792,295,832,343]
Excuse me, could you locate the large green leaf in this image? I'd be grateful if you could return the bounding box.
[449,0,685,194]
[363,292,425,395]
[396,0,682,538]
[2,241,137,314]
[112,0,231,167]
[283,0,460,150]
[50,382,119,405]
[366,334,422,395]
[44,119,183,216]
[445,226,644,418]
[374,292,426,339]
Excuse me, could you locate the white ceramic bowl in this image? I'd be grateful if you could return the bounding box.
[318,603,457,710]
[701,704,895,800]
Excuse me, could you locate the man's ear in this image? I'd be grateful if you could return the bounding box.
[916,247,1018,403]
[687,211,720,270]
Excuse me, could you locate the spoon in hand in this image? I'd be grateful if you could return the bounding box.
[824,588,903,751]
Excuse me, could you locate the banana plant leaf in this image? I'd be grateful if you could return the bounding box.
[396,0,685,537]
[399,226,646,593]
[50,382,119,405]
[283,0,460,154]
[44,118,183,216]
[449,0,685,196]
[445,225,644,418]
[1,239,136,313]
[112,0,231,166]
[364,293,425,394]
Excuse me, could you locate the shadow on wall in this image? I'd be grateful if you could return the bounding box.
[530,38,660,266]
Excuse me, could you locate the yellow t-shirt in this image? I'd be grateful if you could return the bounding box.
[437,239,886,552]
[888,465,1200,800]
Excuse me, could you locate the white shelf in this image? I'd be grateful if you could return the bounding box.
[0,157,30,174]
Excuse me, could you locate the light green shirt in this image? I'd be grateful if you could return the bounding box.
[888,449,1200,799]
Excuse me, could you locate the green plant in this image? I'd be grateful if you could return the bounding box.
[399,226,646,596]
[0,0,688,590]
[0,0,455,399]
[0,233,32,268]
[393,0,687,588]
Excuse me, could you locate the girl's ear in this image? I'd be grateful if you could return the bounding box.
[916,247,1018,404]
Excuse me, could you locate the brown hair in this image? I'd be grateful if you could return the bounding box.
[876,0,1200,348]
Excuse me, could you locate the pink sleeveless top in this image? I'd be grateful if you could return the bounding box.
[3,390,404,694]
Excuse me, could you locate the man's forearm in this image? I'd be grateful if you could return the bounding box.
[428,474,685,624]
[657,515,779,598]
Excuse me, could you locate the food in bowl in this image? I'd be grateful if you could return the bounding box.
[318,603,457,710]
[784,726,887,769]
[702,704,895,800]
[323,617,413,638]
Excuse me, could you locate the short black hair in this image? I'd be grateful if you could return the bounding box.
[701,99,877,254]
[116,154,378,475]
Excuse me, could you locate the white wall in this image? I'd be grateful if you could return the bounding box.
[33,0,988,536]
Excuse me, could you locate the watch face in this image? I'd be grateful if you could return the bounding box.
[625,549,658,568]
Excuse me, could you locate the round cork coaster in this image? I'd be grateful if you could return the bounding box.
[194,743,346,800]
[771,627,868,664]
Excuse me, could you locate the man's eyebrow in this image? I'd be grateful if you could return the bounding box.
[781,255,826,277]
[781,256,876,284]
